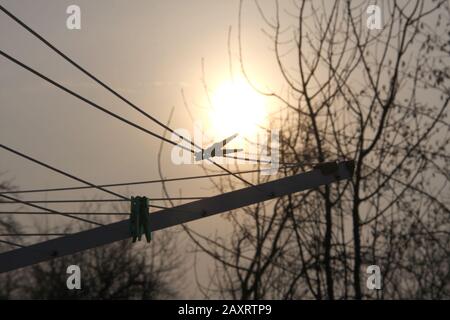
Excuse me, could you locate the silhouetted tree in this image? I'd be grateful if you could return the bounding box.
[0,194,184,299]
[182,0,449,300]
[20,230,182,299]
[0,177,22,299]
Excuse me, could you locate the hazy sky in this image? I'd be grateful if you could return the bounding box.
[0,0,285,197]
[2,0,447,299]
[0,0,289,297]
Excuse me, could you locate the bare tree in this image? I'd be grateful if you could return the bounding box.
[0,199,185,299]
[0,176,20,237]
[182,0,449,299]
[0,177,23,299]
[18,230,183,299]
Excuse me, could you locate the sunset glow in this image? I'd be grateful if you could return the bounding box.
[209,78,267,141]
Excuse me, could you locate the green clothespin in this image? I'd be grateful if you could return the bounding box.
[130,196,152,243]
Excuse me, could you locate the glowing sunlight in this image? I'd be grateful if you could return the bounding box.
[208,78,267,141]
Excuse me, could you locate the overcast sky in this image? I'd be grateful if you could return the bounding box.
[0,0,293,298]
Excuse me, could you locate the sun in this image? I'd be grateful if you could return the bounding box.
[208,78,267,141]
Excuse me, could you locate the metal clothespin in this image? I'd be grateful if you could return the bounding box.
[195,133,243,161]
[129,196,152,243]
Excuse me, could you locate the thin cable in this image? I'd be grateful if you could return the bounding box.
[0,144,128,201]
[0,204,199,216]
[2,168,270,195]
[0,4,256,172]
[0,233,68,237]
[0,211,129,216]
[0,5,274,169]
[0,50,193,155]
[0,194,102,226]
[206,158,257,188]
[0,199,126,204]
[0,197,208,205]
[1,163,309,196]
[220,153,303,165]
[0,197,207,204]
[0,3,201,154]
[0,8,256,188]
[0,48,255,188]
[0,239,24,248]
[220,154,276,164]
[1,49,255,189]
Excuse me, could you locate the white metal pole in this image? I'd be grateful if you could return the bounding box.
[0,160,353,273]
